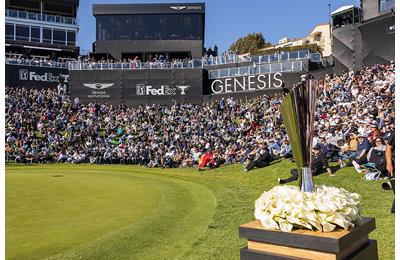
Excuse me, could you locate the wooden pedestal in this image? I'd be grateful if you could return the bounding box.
[239,217,378,260]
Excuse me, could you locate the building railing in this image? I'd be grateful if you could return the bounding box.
[5,58,68,68]
[208,61,304,79]
[5,9,77,25]
[69,50,320,71]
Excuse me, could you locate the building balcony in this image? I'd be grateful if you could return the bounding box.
[6,9,78,26]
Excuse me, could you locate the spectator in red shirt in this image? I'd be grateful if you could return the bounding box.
[368,124,381,141]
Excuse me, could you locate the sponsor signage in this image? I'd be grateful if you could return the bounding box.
[6,64,68,88]
[70,69,203,106]
[83,83,115,98]
[19,69,65,82]
[210,73,283,94]
[170,5,202,10]
[135,84,190,96]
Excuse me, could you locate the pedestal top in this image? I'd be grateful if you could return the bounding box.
[239,217,375,253]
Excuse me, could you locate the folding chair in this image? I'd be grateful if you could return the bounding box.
[352,161,382,180]
[362,163,382,181]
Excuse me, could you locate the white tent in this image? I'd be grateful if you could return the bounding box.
[331,5,354,16]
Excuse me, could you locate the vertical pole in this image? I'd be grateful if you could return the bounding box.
[328,3,332,58]
[40,1,43,20]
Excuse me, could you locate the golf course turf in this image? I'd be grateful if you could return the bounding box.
[6,161,395,259]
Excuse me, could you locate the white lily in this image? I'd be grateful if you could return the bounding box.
[254,185,362,232]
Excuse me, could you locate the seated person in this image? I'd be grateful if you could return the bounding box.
[279,139,292,158]
[244,144,273,172]
[367,138,386,173]
[198,150,214,171]
[268,139,281,157]
[352,138,387,175]
[349,135,371,166]
[278,146,333,184]
[337,134,358,168]
[208,152,226,169]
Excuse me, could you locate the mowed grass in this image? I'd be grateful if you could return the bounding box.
[6,160,395,259]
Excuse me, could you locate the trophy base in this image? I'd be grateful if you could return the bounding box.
[239,217,378,260]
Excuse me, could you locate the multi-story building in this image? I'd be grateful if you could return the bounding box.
[5,0,80,60]
[259,24,332,57]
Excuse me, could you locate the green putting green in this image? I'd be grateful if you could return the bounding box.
[6,161,395,259]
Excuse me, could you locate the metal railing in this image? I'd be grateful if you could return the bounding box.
[6,9,77,25]
[208,61,304,79]
[5,58,68,68]
[69,50,320,71]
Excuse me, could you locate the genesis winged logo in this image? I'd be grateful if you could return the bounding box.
[83,83,114,90]
[170,6,186,10]
[176,85,190,95]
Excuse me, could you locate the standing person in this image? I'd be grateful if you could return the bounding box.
[278,146,334,184]
[385,132,395,213]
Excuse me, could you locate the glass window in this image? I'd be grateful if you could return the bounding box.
[31,26,40,42]
[219,69,229,77]
[282,62,292,71]
[229,68,239,76]
[43,27,52,43]
[6,23,14,40]
[67,31,76,45]
[289,52,298,60]
[132,15,146,40]
[115,15,131,41]
[148,15,164,40]
[271,63,282,73]
[96,15,115,41]
[15,25,29,41]
[183,14,200,40]
[96,13,203,41]
[259,64,270,74]
[281,53,289,61]
[239,67,250,75]
[53,29,66,45]
[380,0,395,12]
[166,15,182,40]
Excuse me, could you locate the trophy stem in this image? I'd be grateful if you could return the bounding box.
[300,167,314,192]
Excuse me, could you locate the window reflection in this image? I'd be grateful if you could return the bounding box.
[96,14,203,41]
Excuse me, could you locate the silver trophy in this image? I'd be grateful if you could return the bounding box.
[280,78,318,192]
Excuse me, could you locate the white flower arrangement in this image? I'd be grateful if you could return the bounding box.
[255,185,362,232]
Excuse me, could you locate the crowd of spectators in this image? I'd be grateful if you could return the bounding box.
[78,55,196,70]
[5,53,73,68]
[76,51,247,70]
[5,63,395,177]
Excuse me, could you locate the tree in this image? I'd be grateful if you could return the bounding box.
[229,33,271,55]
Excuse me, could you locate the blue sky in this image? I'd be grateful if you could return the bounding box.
[77,0,360,53]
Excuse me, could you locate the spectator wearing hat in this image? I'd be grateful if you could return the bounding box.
[368,124,381,141]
